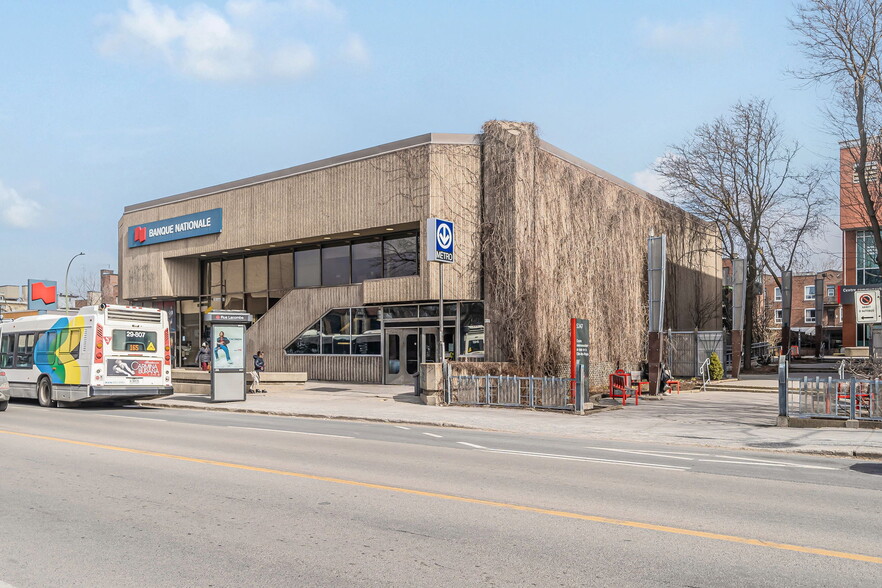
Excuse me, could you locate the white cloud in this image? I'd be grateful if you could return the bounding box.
[637,15,739,51]
[631,157,669,198]
[340,34,369,66]
[0,180,42,228]
[98,0,360,81]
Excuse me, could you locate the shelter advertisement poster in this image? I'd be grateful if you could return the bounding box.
[211,325,245,371]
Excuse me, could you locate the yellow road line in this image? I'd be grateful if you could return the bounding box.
[3,427,880,565]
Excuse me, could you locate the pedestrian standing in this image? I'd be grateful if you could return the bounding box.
[250,350,266,393]
[196,343,212,371]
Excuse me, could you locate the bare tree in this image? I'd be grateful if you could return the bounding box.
[791,0,882,272]
[656,98,827,370]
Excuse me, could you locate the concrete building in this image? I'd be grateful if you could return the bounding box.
[841,141,881,347]
[118,121,721,385]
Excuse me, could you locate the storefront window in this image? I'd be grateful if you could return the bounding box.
[286,321,321,354]
[222,258,244,293]
[460,302,484,358]
[351,240,383,283]
[287,307,381,355]
[321,245,350,286]
[384,234,418,278]
[383,305,418,320]
[209,261,222,295]
[352,307,381,355]
[245,256,268,293]
[295,248,321,288]
[268,252,294,291]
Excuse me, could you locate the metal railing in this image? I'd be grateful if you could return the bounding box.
[698,357,711,392]
[782,376,882,421]
[445,364,586,413]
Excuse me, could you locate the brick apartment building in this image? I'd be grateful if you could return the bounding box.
[760,270,843,353]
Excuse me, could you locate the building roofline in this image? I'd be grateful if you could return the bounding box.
[123,133,480,213]
[122,130,706,230]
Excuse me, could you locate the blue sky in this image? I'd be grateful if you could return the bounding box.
[0,0,840,289]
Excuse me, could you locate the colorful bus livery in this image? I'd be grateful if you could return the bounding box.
[0,305,174,406]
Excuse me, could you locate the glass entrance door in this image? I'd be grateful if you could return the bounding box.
[385,328,420,385]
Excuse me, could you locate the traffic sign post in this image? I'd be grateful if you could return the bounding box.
[427,218,454,363]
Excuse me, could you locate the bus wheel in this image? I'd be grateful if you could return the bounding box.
[37,378,56,408]
[0,400,7,411]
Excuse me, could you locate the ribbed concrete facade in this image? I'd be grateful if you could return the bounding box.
[119,122,721,384]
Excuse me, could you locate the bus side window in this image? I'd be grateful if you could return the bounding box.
[35,331,58,366]
[0,334,14,369]
[15,333,36,369]
[58,329,82,362]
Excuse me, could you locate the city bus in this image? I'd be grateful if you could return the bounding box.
[0,304,174,407]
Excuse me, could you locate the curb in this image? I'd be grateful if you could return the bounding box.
[138,400,490,431]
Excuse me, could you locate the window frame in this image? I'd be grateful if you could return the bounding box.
[774,309,783,324]
[774,287,782,302]
[804,308,816,324]
[804,285,816,301]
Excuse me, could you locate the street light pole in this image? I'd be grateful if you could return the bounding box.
[64,252,85,313]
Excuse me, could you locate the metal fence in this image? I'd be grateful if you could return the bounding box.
[666,331,725,378]
[445,365,586,413]
[782,376,882,421]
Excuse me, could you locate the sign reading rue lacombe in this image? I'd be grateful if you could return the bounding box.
[128,208,223,248]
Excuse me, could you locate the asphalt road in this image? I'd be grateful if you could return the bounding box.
[1,401,881,587]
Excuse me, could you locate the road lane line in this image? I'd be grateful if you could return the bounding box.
[699,459,836,471]
[583,447,695,461]
[457,442,486,449]
[484,449,689,471]
[395,426,410,430]
[229,426,353,439]
[712,455,837,470]
[2,427,880,566]
[422,432,443,438]
[100,415,167,422]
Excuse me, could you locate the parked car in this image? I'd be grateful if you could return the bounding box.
[0,371,9,411]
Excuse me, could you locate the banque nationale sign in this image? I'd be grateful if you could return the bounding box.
[128,208,223,248]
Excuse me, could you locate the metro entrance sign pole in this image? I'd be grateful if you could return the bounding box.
[427,218,454,363]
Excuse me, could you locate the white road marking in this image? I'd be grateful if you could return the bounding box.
[100,414,167,422]
[484,448,690,471]
[230,426,353,439]
[583,446,695,461]
[422,432,443,438]
[394,425,410,430]
[700,458,836,470]
[457,442,486,449]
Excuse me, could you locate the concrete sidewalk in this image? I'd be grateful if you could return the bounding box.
[138,382,882,460]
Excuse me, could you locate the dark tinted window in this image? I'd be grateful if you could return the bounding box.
[383,235,418,278]
[321,245,350,286]
[295,248,321,288]
[351,240,383,283]
[268,253,294,291]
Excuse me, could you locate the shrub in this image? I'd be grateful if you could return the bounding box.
[708,352,724,380]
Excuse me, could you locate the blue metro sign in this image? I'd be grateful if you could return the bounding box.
[427,218,454,263]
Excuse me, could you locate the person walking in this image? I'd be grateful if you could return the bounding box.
[250,350,266,394]
[196,343,212,371]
